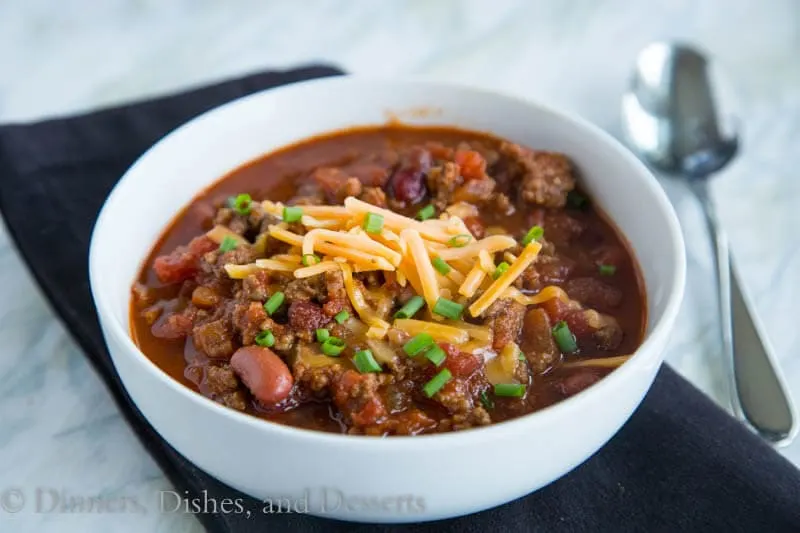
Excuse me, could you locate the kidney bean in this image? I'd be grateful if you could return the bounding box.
[390,168,426,204]
[555,370,601,397]
[389,148,431,204]
[564,277,623,310]
[230,346,293,405]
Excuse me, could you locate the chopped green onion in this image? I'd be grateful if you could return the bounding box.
[315,328,330,343]
[403,333,434,357]
[321,337,346,356]
[334,310,349,324]
[521,225,544,246]
[423,369,452,398]
[432,257,452,275]
[416,204,435,221]
[424,345,446,366]
[394,295,425,319]
[230,193,252,215]
[219,235,238,252]
[263,292,285,316]
[552,320,578,353]
[567,190,588,209]
[282,206,303,223]
[493,261,510,279]
[494,383,526,397]
[433,297,464,319]
[447,234,472,248]
[479,391,494,409]
[353,349,382,373]
[362,212,384,234]
[254,330,275,347]
[599,264,617,276]
[518,352,526,361]
[302,254,321,266]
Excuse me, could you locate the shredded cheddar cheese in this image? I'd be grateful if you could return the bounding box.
[563,355,631,369]
[393,319,469,344]
[271,254,303,264]
[305,229,402,266]
[435,235,517,261]
[442,320,492,342]
[293,260,340,278]
[301,215,340,229]
[446,268,466,285]
[268,225,303,247]
[345,197,453,243]
[224,264,262,279]
[339,262,390,331]
[225,196,549,338]
[468,241,543,317]
[401,228,440,310]
[459,262,486,298]
[253,259,298,272]
[503,285,569,306]
[478,249,495,274]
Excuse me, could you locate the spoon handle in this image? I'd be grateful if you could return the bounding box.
[690,180,797,445]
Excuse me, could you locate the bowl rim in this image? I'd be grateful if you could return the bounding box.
[89,75,686,449]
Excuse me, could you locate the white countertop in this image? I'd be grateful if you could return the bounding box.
[1,1,799,531]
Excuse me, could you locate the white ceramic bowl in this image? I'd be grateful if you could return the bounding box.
[89,77,685,523]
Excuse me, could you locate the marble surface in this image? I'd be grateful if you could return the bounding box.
[1,1,799,531]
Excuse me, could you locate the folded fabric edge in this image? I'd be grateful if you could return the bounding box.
[0,65,346,176]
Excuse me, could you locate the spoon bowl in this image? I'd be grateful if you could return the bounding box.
[621,42,740,178]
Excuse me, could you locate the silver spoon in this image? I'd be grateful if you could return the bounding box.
[621,42,797,445]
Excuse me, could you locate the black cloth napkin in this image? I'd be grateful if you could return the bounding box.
[1,66,799,533]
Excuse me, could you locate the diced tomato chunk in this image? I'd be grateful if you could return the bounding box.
[153,236,216,284]
[455,149,487,181]
[350,395,385,427]
[188,236,217,256]
[540,300,593,345]
[153,254,196,285]
[332,370,387,427]
[540,297,571,322]
[441,343,482,378]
